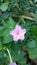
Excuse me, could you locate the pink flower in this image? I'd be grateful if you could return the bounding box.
[10,25,26,41]
[9,62,17,65]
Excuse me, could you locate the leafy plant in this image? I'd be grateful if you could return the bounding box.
[0,0,37,65]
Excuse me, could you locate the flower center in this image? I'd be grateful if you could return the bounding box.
[17,31,20,35]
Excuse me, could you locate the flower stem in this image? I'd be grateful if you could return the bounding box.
[7,48,13,63]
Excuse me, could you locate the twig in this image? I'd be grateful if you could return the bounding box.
[12,15,34,21]
[20,17,26,23]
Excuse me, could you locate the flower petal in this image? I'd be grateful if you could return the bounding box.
[19,34,25,40]
[10,24,26,41]
[13,35,20,41]
[21,29,26,34]
[15,25,22,32]
[9,62,17,65]
[10,29,16,36]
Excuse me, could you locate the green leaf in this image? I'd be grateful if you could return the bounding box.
[12,50,24,61]
[2,17,16,44]
[4,17,16,29]
[0,1,9,11]
[0,50,7,59]
[0,26,4,31]
[0,40,2,49]
[34,9,37,22]
[8,17,16,29]
[10,44,24,61]
[34,0,37,3]
[0,51,5,58]
[32,25,37,40]
[20,59,26,65]
[28,47,37,59]
[0,26,4,36]
[3,28,12,44]
[18,58,26,65]
[27,40,36,49]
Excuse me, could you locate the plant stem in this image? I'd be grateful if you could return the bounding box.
[12,15,34,21]
[7,48,12,63]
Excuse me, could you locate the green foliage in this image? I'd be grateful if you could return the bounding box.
[27,40,36,48]
[3,28,12,44]
[34,0,37,3]
[0,0,37,65]
[31,25,37,40]
[0,1,9,11]
[28,47,37,59]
